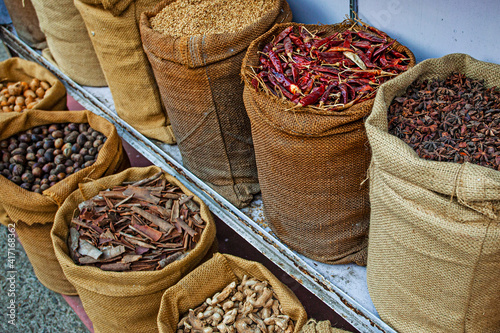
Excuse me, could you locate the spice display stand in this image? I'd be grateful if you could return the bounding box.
[0,25,393,333]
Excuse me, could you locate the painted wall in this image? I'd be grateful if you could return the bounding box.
[288,0,500,65]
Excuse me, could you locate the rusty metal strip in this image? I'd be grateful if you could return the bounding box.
[0,25,396,333]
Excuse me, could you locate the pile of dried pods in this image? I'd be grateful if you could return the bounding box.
[250,22,411,111]
[388,72,500,171]
[68,172,206,272]
[0,79,51,112]
[178,275,295,333]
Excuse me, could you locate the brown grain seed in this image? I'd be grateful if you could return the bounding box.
[151,0,276,37]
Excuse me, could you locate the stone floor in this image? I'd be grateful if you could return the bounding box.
[0,225,88,333]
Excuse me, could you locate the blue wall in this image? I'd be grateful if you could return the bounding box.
[287,0,500,64]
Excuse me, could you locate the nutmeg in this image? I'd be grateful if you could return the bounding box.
[1,122,106,192]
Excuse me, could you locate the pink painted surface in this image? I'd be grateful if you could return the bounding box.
[63,295,94,332]
[66,96,86,111]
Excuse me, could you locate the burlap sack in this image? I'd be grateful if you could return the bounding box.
[4,0,47,49]
[242,22,415,265]
[300,319,352,333]
[30,0,107,86]
[0,57,67,116]
[139,0,292,208]
[52,166,217,333]
[0,57,68,225]
[74,0,176,143]
[365,53,500,333]
[0,110,129,295]
[157,253,308,333]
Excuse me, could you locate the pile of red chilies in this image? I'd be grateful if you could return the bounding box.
[251,24,411,111]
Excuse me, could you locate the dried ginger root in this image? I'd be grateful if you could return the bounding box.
[177,276,295,333]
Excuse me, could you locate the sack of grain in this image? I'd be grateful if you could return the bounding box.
[4,0,47,49]
[139,0,292,207]
[157,253,307,333]
[73,0,176,144]
[366,53,500,333]
[0,110,129,295]
[30,0,106,87]
[52,166,217,333]
[242,22,415,265]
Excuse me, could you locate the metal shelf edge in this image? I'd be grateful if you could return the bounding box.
[0,25,395,333]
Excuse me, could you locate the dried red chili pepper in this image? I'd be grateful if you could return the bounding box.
[355,49,375,68]
[268,50,283,73]
[273,26,293,46]
[325,46,354,53]
[268,73,295,100]
[249,22,410,111]
[298,84,325,107]
[312,32,340,48]
[303,77,315,94]
[343,30,352,48]
[271,70,301,94]
[290,63,299,83]
[319,83,337,105]
[283,36,293,60]
[356,30,386,43]
[310,66,340,75]
[289,33,307,52]
[352,40,372,49]
[339,83,348,104]
[372,39,395,59]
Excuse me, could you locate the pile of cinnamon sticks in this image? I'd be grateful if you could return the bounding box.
[68,172,206,271]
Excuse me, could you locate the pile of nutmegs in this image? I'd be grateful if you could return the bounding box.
[178,276,295,333]
[0,123,105,193]
[0,79,52,112]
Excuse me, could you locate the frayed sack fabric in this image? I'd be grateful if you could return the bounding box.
[74,0,176,144]
[300,319,352,333]
[30,0,106,87]
[139,0,292,207]
[157,253,307,333]
[365,54,500,333]
[0,110,129,295]
[52,166,217,333]
[242,22,415,265]
[4,0,47,49]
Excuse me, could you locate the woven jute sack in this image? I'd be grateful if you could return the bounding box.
[300,319,352,333]
[242,22,415,265]
[52,166,217,333]
[157,252,307,333]
[139,0,292,207]
[4,0,47,49]
[30,0,106,86]
[365,53,500,333]
[0,57,68,225]
[0,57,67,119]
[73,0,176,144]
[0,110,129,295]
